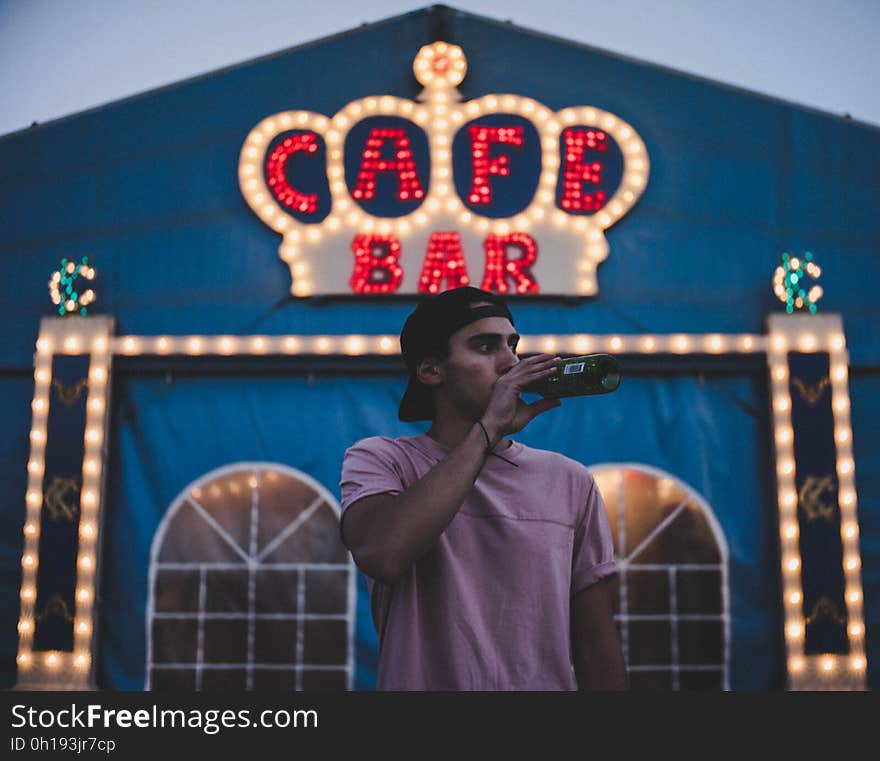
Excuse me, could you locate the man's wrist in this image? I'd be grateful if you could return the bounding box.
[477,418,502,449]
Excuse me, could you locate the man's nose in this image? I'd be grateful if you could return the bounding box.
[498,345,519,374]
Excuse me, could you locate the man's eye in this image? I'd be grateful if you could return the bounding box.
[476,341,516,352]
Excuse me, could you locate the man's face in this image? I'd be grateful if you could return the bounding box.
[426,313,520,421]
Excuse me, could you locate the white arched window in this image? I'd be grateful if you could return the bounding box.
[145,463,355,690]
[591,464,730,690]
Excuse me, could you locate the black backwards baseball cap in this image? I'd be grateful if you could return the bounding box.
[398,286,515,422]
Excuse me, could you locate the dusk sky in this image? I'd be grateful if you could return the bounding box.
[1,0,878,137]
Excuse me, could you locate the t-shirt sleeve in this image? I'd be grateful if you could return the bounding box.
[338,437,405,548]
[571,474,617,595]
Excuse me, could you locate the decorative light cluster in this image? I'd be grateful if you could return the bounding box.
[417,233,470,293]
[774,251,823,314]
[468,125,523,205]
[266,134,319,213]
[561,129,607,211]
[482,233,538,294]
[238,41,649,296]
[412,40,467,90]
[767,315,865,689]
[350,235,405,293]
[18,319,113,686]
[352,128,425,202]
[49,258,96,317]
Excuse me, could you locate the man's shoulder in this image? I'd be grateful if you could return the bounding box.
[346,434,395,449]
[343,434,415,459]
[344,434,395,453]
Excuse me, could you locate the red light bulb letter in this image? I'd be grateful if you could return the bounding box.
[266,133,320,214]
[417,233,471,294]
[482,233,539,294]
[352,128,425,202]
[468,125,524,205]
[560,129,607,212]
[350,235,404,294]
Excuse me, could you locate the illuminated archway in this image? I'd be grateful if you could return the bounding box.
[145,462,355,690]
[591,464,730,690]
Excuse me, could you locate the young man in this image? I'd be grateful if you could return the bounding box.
[339,286,626,690]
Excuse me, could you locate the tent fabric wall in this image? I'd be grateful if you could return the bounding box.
[1,5,877,688]
[96,365,780,690]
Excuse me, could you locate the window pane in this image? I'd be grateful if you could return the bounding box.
[678,621,724,665]
[202,669,247,690]
[623,470,684,557]
[150,668,196,690]
[302,669,347,691]
[303,620,347,665]
[679,669,724,690]
[193,472,253,549]
[628,669,672,690]
[157,501,244,563]
[677,570,722,614]
[203,620,247,663]
[626,570,669,614]
[153,570,200,612]
[254,620,297,663]
[305,570,348,614]
[256,474,322,555]
[255,570,299,612]
[152,619,197,663]
[205,570,248,612]
[628,621,670,665]
[262,505,347,565]
[253,669,296,690]
[637,503,720,564]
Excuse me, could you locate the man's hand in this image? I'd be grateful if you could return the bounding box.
[480,353,562,443]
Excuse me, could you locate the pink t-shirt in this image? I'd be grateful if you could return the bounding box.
[339,433,616,691]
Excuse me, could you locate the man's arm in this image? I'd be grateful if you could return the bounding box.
[570,575,627,690]
[342,423,494,584]
[343,353,561,584]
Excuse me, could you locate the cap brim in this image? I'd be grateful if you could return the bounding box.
[398,375,433,422]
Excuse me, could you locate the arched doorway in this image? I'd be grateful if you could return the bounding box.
[591,464,730,690]
[145,463,355,690]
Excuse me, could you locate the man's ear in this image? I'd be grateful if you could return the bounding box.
[416,356,443,387]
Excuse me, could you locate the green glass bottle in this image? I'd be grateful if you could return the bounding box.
[523,353,621,398]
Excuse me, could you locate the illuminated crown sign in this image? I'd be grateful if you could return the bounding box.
[239,42,650,297]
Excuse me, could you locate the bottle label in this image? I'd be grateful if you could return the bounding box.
[563,362,585,375]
